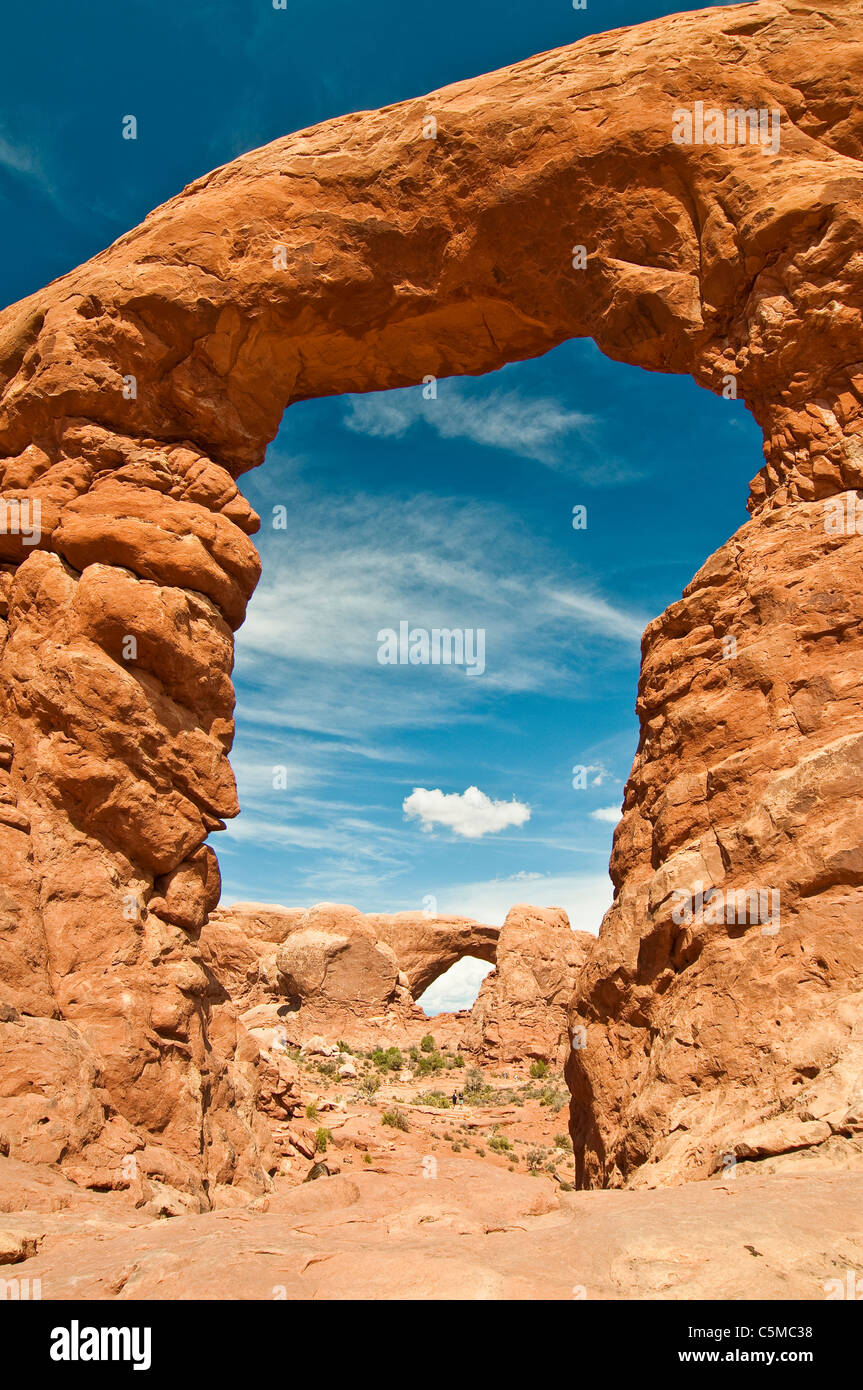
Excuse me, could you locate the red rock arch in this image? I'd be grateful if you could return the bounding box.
[1,0,862,1200]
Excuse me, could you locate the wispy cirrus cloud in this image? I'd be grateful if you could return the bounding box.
[0,133,38,177]
[0,126,71,213]
[237,487,646,701]
[343,381,595,467]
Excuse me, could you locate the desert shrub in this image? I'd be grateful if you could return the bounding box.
[316,1058,337,1078]
[463,1067,485,1097]
[362,1152,372,1165]
[461,1067,493,1104]
[304,1102,317,1120]
[554,1132,571,1149]
[420,1033,435,1053]
[539,1086,567,1111]
[358,1073,381,1098]
[337,1039,353,1054]
[372,1046,404,1072]
[529,1060,549,1079]
[453,1054,466,1068]
[414,1090,451,1108]
[381,1108,410,1132]
[314,1127,331,1153]
[526,1146,544,1171]
[414,1051,446,1076]
[488,1134,511,1152]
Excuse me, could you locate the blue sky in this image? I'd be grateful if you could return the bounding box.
[228,341,758,1012]
[1,0,751,1009]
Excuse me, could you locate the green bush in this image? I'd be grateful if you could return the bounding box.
[453,1054,466,1068]
[554,1132,571,1149]
[539,1086,567,1111]
[420,1033,435,1053]
[414,1051,446,1076]
[461,1067,493,1104]
[304,1102,317,1120]
[381,1108,410,1132]
[358,1073,381,1098]
[414,1090,451,1108]
[529,1060,549,1079]
[314,1127,331,1153]
[488,1134,511,1152]
[372,1046,404,1072]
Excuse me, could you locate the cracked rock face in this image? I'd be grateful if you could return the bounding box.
[1,0,863,1195]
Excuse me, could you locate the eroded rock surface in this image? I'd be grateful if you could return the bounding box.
[460,906,593,1065]
[3,1146,861,1301]
[567,499,863,1188]
[1,0,863,1196]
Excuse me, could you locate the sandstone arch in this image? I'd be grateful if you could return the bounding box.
[368,914,499,998]
[1,0,863,1200]
[199,900,500,1036]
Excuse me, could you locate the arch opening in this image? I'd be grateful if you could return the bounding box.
[415,956,495,1017]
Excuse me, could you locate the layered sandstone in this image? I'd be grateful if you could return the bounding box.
[1,0,862,1196]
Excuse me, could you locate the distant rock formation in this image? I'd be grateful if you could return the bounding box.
[201,902,500,1049]
[203,901,593,1069]
[460,906,594,1065]
[1,0,863,1198]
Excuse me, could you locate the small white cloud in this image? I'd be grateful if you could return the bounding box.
[590,805,622,824]
[403,785,530,839]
